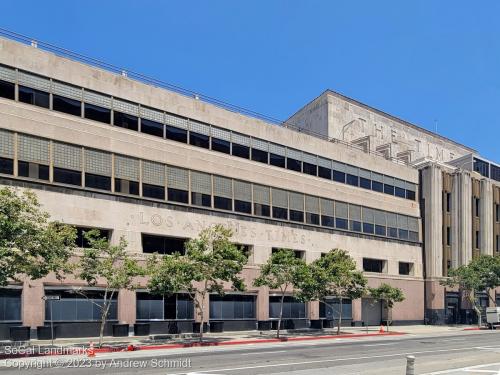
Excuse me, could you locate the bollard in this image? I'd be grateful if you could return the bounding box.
[406,355,415,375]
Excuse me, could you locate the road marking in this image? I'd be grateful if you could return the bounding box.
[240,350,287,355]
[362,343,396,347]
[420,361,500,374]
[168,346,484,375]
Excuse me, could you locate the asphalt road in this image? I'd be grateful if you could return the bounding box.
[1,331,500,374]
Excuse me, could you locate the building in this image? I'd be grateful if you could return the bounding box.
[0,34,496,339]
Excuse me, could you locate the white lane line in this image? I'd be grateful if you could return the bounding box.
[240,350,287,356]
[168,346,484,375]
[420,362,500,374]
[362,343,396,347]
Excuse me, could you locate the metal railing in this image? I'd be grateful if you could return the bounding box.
[0,28,410,167]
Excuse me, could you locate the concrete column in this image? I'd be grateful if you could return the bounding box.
[256,287,269,321]
[480,179,494,255]
[308,301,320,320]
[118,289,136,324]
[352,298,362,323]
[22,280,45,329]
[422,164,443,277]
[452,172,473,265]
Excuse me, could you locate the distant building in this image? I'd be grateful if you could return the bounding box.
[0,35,497,338]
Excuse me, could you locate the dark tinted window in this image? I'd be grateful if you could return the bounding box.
[75,227,109,248]
[318,166,331,180]
[350,220,362,232]
[363,258,384,273]
[303,162,317,176]
[19,86,50,108]
[399,262,411,275]
[269,296,306,319]
[140,118,163,138]
[235,200,252,214]
[142,234,187,254]
[372,181,383,192]
[143,184,165,200]
[363,223,374,234]
[211,138,230,154]
[192,192,211,207]
[384,184,395,195]
[115,178,139,195]
[270,153,286,168]
[289,210,304,223]
[0,158,13,175]
[0,80,15,100]
[113,112,138,131]
[17,161,49,180]
[166,125,187,143]
[336,218,348,229]
[53,167,81,186]
[0,289,21,321]
[395,187,406,198]
[85,173,111,191]
[333,170,345,183]
[272,207,288,220]
[84,103,111,124]
[251,148,268,163]
[53,95,81,116]
[399,229,409,240]
[388,227,398,238]
[189,132,209,149]
[306,213,320,225]
[406,190,416,200]
[375,225,386,236]
[214,196,232,211]
[210,294,256,320]
[254,203,270,217]
[232,144,250,159]
[168,188,188,203]
[346,174,359,186]
[321,215,335,227]
[360,177,371,189]
[287,158,301,172]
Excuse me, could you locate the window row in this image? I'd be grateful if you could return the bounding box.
[0,64,417,199]
[0,131,419,242]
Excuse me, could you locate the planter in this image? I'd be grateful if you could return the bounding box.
[192,322,208,333]
[209,321,224,333]
[310,320,323,329]
[112,324,129,337]
[10,326,30,342]
[258,320,272,331]
[323,319,334,329]
[37,326,56,340]
[134,323,150,336]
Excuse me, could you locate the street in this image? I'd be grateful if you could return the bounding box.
[1,330,500,374]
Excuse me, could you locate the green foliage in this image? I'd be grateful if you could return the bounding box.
[368,283,405,308]
[147,224,248,340]
[0,187,76,286]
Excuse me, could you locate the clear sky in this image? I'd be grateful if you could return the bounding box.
[1,1,499,161]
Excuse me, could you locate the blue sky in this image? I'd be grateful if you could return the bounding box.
[1,1,499,161]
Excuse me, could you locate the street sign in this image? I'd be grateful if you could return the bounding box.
[42,295,61,301]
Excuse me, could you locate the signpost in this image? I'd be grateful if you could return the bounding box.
[41,295,60,346]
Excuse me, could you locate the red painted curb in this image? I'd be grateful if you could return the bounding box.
[463,327,485,331]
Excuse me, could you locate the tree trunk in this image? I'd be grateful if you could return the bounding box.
[337,298,343,335]
[277,293,285,339]
[468,290,482,328]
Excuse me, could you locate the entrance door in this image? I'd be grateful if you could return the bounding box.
[445,293,459,324]
[362,298,382,326]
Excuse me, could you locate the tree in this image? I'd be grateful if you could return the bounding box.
[254,249,309,339]
[147,225,248,341]
[0,187,76,286]
[441,255,500,326]
[298,249,367,334]
[75,230,144,347]
[368,283,405,330]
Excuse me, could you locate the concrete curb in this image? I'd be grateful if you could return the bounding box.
[0,331,404,359]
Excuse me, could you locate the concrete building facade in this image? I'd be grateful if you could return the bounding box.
[0,35,495,338]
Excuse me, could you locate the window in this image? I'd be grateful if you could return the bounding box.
[321,215,335,227]
[213,196,232,211]
[395,186,406,198]
[491,164,500,182]
[360,177,371,189]
[320,298,352,320]
[333,170,345,183]
[191,171,211,207]
[399,262,413,276]
[0,80,15,100]
[306,212,320,225]
[496,235,499,252]
[254,203,270,217]
[211,138,230,154]
[269,296,306,319]
[363,223,374,234]
[473,158,490,178]
[350,220,362,232]
[406,190,416,200]
[84,103,111,124]
[375,225,386,236]
[210,294,256,320]
[476,230,480,249]
[142,234,187,255]
[336,218,348,230]
[303,162,317,176]
[232,143,250,159]
[235,200,251,214]
[251,148,268,164]
[270,153,286,168]
[286,157,302,172]
[363,258,385,273]
[168,188,188,203]
[272,207,288,220]
[475,198,480,217]
[53,167,81,186]
[0,289,21,321]
[399,229,409,240]
[115,178,139,195]
[143,184,165,200]
[384,184,395,195]
[496,204,500,222]
[18,161,49,181]
[372,180,383,192]
[85,173,111,190]
[446,193,451,212]
[18,86,50,108]
[166,125,187,143]
[44,290,117,322]
[318,166,331,180]
[388,227,398,238]
[141,118,164,138]
[0,157,13,175]
[53,95,81,116]
[189,132,209,149]
[192,192,211,207]
[113,111,138,131]
[346,174,359,187]
[75,227,110,248]
[446,227,451,246]
[136,293,193,320]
